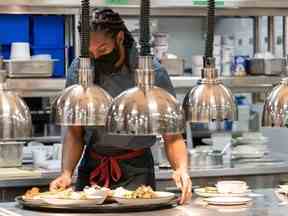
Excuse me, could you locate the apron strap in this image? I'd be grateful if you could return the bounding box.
[89,149,145,188]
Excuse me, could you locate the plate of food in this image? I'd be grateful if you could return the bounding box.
[194,187,250,198]
[112,186,175,206]
[23,186,108,206]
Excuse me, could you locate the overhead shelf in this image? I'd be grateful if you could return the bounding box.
[0,0,287,16]
[171,76,283,93]
[3,76,284,97]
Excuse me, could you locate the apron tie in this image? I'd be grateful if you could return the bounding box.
[89,149,145,188]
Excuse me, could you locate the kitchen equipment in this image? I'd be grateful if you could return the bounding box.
[106,0,184,136]
[183,0,236,132]
[161,58,184,76]
[0,70,31,139]
[16,196,176,213]
[0,141,25,168]
[4,59,56,78]
[52,0,112,126]
[10,42,30,60]
[188,149,223,168]
[250,52,286,76]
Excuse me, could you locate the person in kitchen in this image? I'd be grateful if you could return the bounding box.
[50,8,192,204]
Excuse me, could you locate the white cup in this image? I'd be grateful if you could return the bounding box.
[52,143,63,160]
[216,181,248,194]
[10,42,31,60]
[32,148,48,167]
[191,55,204,67]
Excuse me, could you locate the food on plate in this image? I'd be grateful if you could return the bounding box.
[204,187,218,193]
[23,185,109,201]
[278,184,288,195]
[24,187,41,199]
[113,185,156,199]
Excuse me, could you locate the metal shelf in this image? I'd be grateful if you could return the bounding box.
[3,76,284,97]
[171,75,284,93]
[0,0,287,16]
[6,78,65,97]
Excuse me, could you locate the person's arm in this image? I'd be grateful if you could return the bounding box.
[62,126,85,176]
[163,134,192,204]
[50,126,85,191]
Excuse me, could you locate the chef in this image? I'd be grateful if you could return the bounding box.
[50,8,192,204]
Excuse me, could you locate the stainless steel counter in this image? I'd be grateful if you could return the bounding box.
[0,153,288,188]
[0,189,287,216]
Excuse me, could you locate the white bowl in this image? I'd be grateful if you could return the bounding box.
[216,181,248,194]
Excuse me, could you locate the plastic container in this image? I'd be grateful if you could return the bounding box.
[32,48,65,77]
[0,141,25,168]
[0,15,29,44]
[10,42,31,60]
[32,15,65,48]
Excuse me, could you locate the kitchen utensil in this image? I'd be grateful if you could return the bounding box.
[216,181,248,194]
[10,42,31,60]
[205,197,252,206]
[0,141,25,168]
[4,59,57,78]
[188,149,223,168]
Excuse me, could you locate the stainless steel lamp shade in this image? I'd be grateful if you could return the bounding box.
[183,60,236,131]
[106,56,184,135]
[262,78,288,127]
[52,58,112,126]
[0,72,31,139]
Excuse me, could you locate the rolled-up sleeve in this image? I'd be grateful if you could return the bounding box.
[153,59,176,97]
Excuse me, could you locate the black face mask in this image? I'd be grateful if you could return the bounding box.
[93,48,119,80]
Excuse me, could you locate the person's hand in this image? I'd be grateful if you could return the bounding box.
[172,169,192,205]
[49,172,72,191]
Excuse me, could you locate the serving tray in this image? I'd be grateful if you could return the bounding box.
[15,196,177,213]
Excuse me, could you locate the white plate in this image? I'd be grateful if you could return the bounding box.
[114,191,175,206]
[195,188,250,198]
[42,196,106,206]
[205,197,252,206]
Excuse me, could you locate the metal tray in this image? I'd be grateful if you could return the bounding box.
[15,196,177,213]
[4,59,57,78]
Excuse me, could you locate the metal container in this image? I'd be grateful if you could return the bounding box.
[250,58,286,76]
[4,59,57,78]
[0,141,25,167]
[161,58,184,76]
[188,150,223,169]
